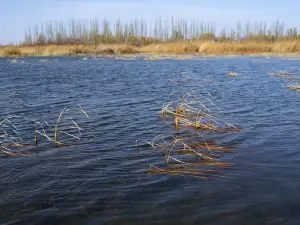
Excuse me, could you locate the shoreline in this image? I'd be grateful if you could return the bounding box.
[2,41,300,57]
[2,53,300,58]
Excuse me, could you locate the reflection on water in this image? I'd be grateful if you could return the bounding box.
[1,56,300,224]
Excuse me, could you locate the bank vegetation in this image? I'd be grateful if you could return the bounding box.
[2,18,300,56]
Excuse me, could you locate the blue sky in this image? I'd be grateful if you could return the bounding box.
[1,0,299,44]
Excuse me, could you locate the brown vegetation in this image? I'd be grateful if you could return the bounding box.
[267,71,295,77]
[287,83,300,91]
[161,92,242,132]
[0,44,143,56]
[140,87,242,179]
[2,18,300,56]
[0,105,89,156]
[3,40,300,57]
[228,72,239,77]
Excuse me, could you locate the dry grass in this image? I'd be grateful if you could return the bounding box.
[140,135,236,179]
[267,71,295,77]
[287,82,300,91]
[139,84,242,179]
[0,44,140,57]
[0,105,90,156]
[139,40,300,55]
[161,92,241,132]
[2,40,300,57]
[228,72,239,77]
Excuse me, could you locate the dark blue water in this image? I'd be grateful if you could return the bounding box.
[1,56,300,225]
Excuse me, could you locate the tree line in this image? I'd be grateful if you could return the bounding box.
[23,17,299,45]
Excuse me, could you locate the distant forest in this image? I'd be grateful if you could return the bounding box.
[23,17,299,45]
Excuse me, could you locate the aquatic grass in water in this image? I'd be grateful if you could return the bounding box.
[161,92,241,132]
[0,105,90,156]
[9,59,24,64]
[267,71,295,77]
[140,135,236,179]
[141,67,243,179]
[228,72,239,77]
[142,88,241,179]
[286,82,300,91]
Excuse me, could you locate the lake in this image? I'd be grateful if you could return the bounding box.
[1,55,300,225]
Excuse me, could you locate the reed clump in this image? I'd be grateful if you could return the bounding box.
[287,82,300,91]
[141,135,235,179]
[228,72,239,77]
[267,71,295,77]
[0,105,90,156]
[161,92,241,132]
[267,71,300,91]
[139,73,242,179]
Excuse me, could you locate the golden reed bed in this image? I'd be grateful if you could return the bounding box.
[2,40,300,57]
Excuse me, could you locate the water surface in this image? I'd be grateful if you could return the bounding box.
[1,55,300,225]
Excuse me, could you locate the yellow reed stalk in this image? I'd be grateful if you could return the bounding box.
[54,107,67,143]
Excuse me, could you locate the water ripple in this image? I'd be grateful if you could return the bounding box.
[1,56,300,224]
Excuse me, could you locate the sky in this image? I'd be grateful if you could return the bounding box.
[1,0,300,44]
